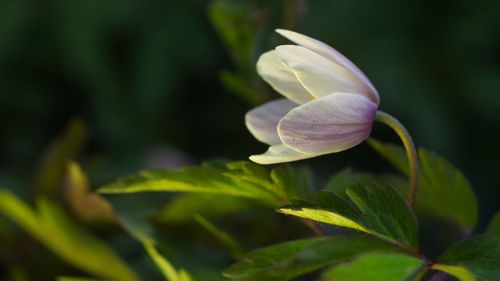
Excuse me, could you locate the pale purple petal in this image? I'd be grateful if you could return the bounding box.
[276,29,379,104]
[249,143,313,165]
[256,51,313,104]
[275,45,374,101]
[245,99,297,145]
[278,92,377,155]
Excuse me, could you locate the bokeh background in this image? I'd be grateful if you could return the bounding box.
[0,0,499,280]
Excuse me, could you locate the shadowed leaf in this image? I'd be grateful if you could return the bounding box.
[433,235,500,281]
[223,235,403,281]
[368,138,478,232]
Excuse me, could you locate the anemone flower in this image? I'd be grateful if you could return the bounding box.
[246,29,379,164]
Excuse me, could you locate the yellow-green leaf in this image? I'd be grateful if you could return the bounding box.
[0,190,139,281]
[278,183,418,248]
[431,264,477,281]
[322,252,424,281]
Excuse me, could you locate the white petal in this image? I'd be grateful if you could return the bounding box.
[256,50,313,104]
[249,143,313,165]
[276,29,379,103]
[275,45,373,101]
[278,92,377,155]
[245,99,297,145]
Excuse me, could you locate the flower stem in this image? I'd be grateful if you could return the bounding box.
[374,111,419,208]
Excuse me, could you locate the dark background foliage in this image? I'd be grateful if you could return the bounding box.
[0,0,499,280]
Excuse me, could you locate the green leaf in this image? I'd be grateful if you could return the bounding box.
[278,183,418,248]
[223,235,402,281]
[321,252,424,281]
[63,162,115,223]
[487,211,500,236]
[208,0,256,69]
[431,264,476,281]
[324,168,375,194]
[367,139,409,173]
[368,138,478,232]
[98,161,293,206]
[33,119,87,197]
[156,193,259,224]
[0,190,139,281]
[434,235,500,281]
[57,277,103,281]
[271,165,312,200]
[194,214,245,259]
[142,240,194,281]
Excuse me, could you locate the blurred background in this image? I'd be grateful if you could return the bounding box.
[0,0,499,280]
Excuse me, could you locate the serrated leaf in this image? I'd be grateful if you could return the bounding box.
[98,162,286,205]
[368,138,478,232]
[271,165,312,199]
[278,183,418,248]
[487,211,500,236]
[321,252,424,281]
[223,235,402,281]
[434,235,500,281]
[0,190,139,281]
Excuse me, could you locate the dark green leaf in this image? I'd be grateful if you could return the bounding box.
[324,168,375,195]
[368,138,478,232]
[142,240,194,281]
[194,215,245,259]
[487,211,500,236]
[271,165,312,200]
[434,235,500,281]
[278,183,418,248]
[223,235,402,281]
[321,252,424,281]
[155,193,259,224]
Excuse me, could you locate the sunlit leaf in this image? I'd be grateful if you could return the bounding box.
[368,138,478,232]
[223,235,403,281]
[431,264,476,281]
[321,252,423,281]
[278,183,418,248]
[98,161,291,206]
[194,215,245,259]
[433,235,500,281]
[0,190,139,281]
[487,211,500,236]
[63,162,115,223]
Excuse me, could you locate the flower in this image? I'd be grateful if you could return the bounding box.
[246,29,380,164]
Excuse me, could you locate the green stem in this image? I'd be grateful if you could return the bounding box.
[375,111,419,208]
